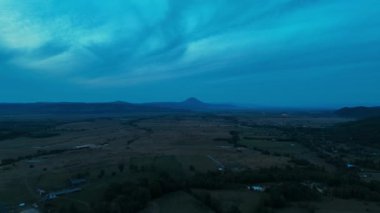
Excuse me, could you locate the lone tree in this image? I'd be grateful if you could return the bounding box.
[98,169,105,179]
[118,162,125,173]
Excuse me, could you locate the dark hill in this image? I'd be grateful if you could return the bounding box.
[182,97,204,105]
[0,102,184,116]
[329,117,380,147]
[336,107,380,118]
[0,98,239,116]
[143,97,237,111]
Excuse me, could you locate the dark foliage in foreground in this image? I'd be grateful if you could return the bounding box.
[330,117,380,147]
[91,166,380,213]
[1,149,68,166]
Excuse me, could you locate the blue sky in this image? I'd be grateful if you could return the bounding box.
[0,0,379,108]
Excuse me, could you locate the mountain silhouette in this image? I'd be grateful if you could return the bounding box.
[336,106,380,118]
[0,98,238,116]
[144,97,236,111]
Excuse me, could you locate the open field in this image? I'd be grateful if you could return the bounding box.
[142,191,212,213]
[0,113,379,213]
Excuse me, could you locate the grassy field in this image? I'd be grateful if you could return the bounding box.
[129,155,184,175]
[142,191,212,213]
[0,114,378,212]
[240,139,311,156]
[192,189,262,213]
[177,155,217,173]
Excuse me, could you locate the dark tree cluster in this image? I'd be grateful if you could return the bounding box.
[0,149,68,166]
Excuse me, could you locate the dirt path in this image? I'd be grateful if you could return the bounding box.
[207,155,225,170]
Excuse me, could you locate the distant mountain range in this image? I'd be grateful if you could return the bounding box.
[336,106,380,118]
[0,102,172,115]
[0,98,238,116]
[3,99,379,117]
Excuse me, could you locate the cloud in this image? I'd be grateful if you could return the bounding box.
[0,0,379,105]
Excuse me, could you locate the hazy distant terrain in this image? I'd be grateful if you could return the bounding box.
[143,98,237,111]
[0,98,239,117]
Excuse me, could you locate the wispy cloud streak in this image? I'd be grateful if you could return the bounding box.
[0,0,379,105]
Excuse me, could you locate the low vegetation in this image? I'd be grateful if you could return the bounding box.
[1,114,380,213]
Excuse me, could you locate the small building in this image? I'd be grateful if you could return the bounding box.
[68,178,87,186]
[74,144,95,150]
[302,181,327,194]
[43,187,82,201]
[247,185,266,192]
[36,188,46,196]
[43,193,57,201]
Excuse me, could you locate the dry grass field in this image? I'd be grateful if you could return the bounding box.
[0,113,377,213]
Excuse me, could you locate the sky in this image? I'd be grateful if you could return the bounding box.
[0,0,379,108]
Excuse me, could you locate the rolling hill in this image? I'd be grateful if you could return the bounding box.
[0,102,179,116]
[0,98,238,116]
[336,107,380,118]
[144,97,237,111]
